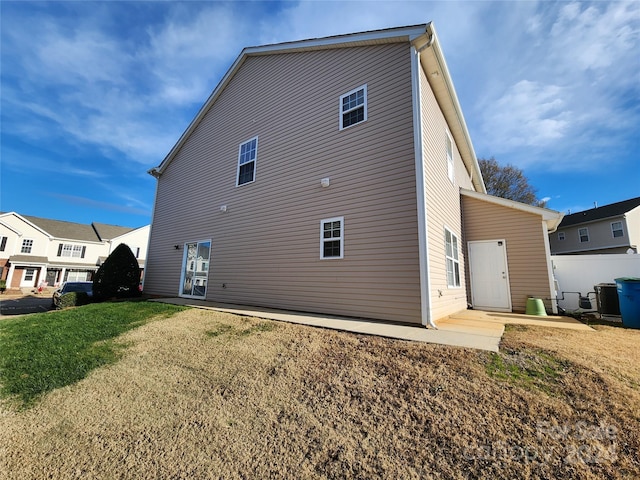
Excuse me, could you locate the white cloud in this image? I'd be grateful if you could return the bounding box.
[473,1,640,172]
[485,80,570,151]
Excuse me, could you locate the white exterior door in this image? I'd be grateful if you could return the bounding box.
[20,268,37,287]
[468,240,512,312]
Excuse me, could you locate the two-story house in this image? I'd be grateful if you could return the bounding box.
[144,23,563,326]
[550,197,640,255]
[0,212,149,291]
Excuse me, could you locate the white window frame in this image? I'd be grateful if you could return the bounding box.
[320,216,344,260]
[579,227,589,243]
[446,132,454,183]
[611,221,624,238]
[236,136,258,186]
[558,232,565,241]
[339,84,367,130]
[21,239,33,254]
[445,228,461,288]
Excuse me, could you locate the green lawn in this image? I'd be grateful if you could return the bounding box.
[0,301,184,408]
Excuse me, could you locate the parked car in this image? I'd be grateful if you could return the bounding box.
[52,281,93,308]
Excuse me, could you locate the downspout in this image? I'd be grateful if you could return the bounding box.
[411,34,437,329]
[143,168,162,293]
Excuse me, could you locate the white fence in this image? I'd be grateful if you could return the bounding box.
[551,254,640,311]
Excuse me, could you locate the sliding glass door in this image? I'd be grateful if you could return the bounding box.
[180,240,211,299]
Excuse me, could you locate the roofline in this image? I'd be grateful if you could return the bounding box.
[150,24,436,177]
[558,203,640,228]
[0,212,53,239]
[415,24,486,194]
[0,218,23,236]
[558,213,628,228]
[460,188,564,232]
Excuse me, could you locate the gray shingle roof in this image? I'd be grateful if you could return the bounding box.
[92,222,134,241]
[20,215,133,242]
[558,196,640,228]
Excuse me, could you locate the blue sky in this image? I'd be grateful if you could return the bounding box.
[1,1,638,228]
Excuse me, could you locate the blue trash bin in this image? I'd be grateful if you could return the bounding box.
[615,278,640,328]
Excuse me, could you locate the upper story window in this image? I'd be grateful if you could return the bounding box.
[579,227,589,243]
[21,239,33,254]
[339,85,367,130]
[611,221,624,238]
[0,236,7,252]
[237,137,258,186]
[321,217,344,259]
[446,132,454,183]
[57,243,86,258]
[445,228,461,288]
[558,232,565,241]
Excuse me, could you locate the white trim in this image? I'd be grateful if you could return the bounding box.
[320,216,344,260]
[339,84,368,130]
[236,136,258,186]
[411,46,434,328]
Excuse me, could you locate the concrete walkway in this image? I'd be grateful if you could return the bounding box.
[150,299,591,352]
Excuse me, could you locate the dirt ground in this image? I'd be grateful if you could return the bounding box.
[1,308,638,479]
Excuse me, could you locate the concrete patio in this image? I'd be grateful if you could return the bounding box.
[150,298,593,352]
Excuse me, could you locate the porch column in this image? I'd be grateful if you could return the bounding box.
[6,263,16,288]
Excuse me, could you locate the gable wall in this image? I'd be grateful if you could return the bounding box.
[0,215,50,257]
[462,196,554,312]
[146,43,422,323]
[419,67,471,321]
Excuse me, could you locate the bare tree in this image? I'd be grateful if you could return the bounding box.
[478,157,547,207]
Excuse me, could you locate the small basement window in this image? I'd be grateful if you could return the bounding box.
[339,85,367,130]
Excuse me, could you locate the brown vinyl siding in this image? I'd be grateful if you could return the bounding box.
[462,196,554,312]
[146,42,422,323]
[419,67,470,321]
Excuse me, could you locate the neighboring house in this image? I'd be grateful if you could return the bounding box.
[0,212,149,290]
[549,197,640,255]
[144,23,563,326]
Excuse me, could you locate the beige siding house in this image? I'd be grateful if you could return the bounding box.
[145,23,563,325]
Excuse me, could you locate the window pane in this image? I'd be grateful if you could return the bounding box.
[324,240,341,258]
[343,107,364,128]
[238,161,255,185]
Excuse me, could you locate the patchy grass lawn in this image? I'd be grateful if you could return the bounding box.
[0,301,185,407]
[1,307,638,479]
